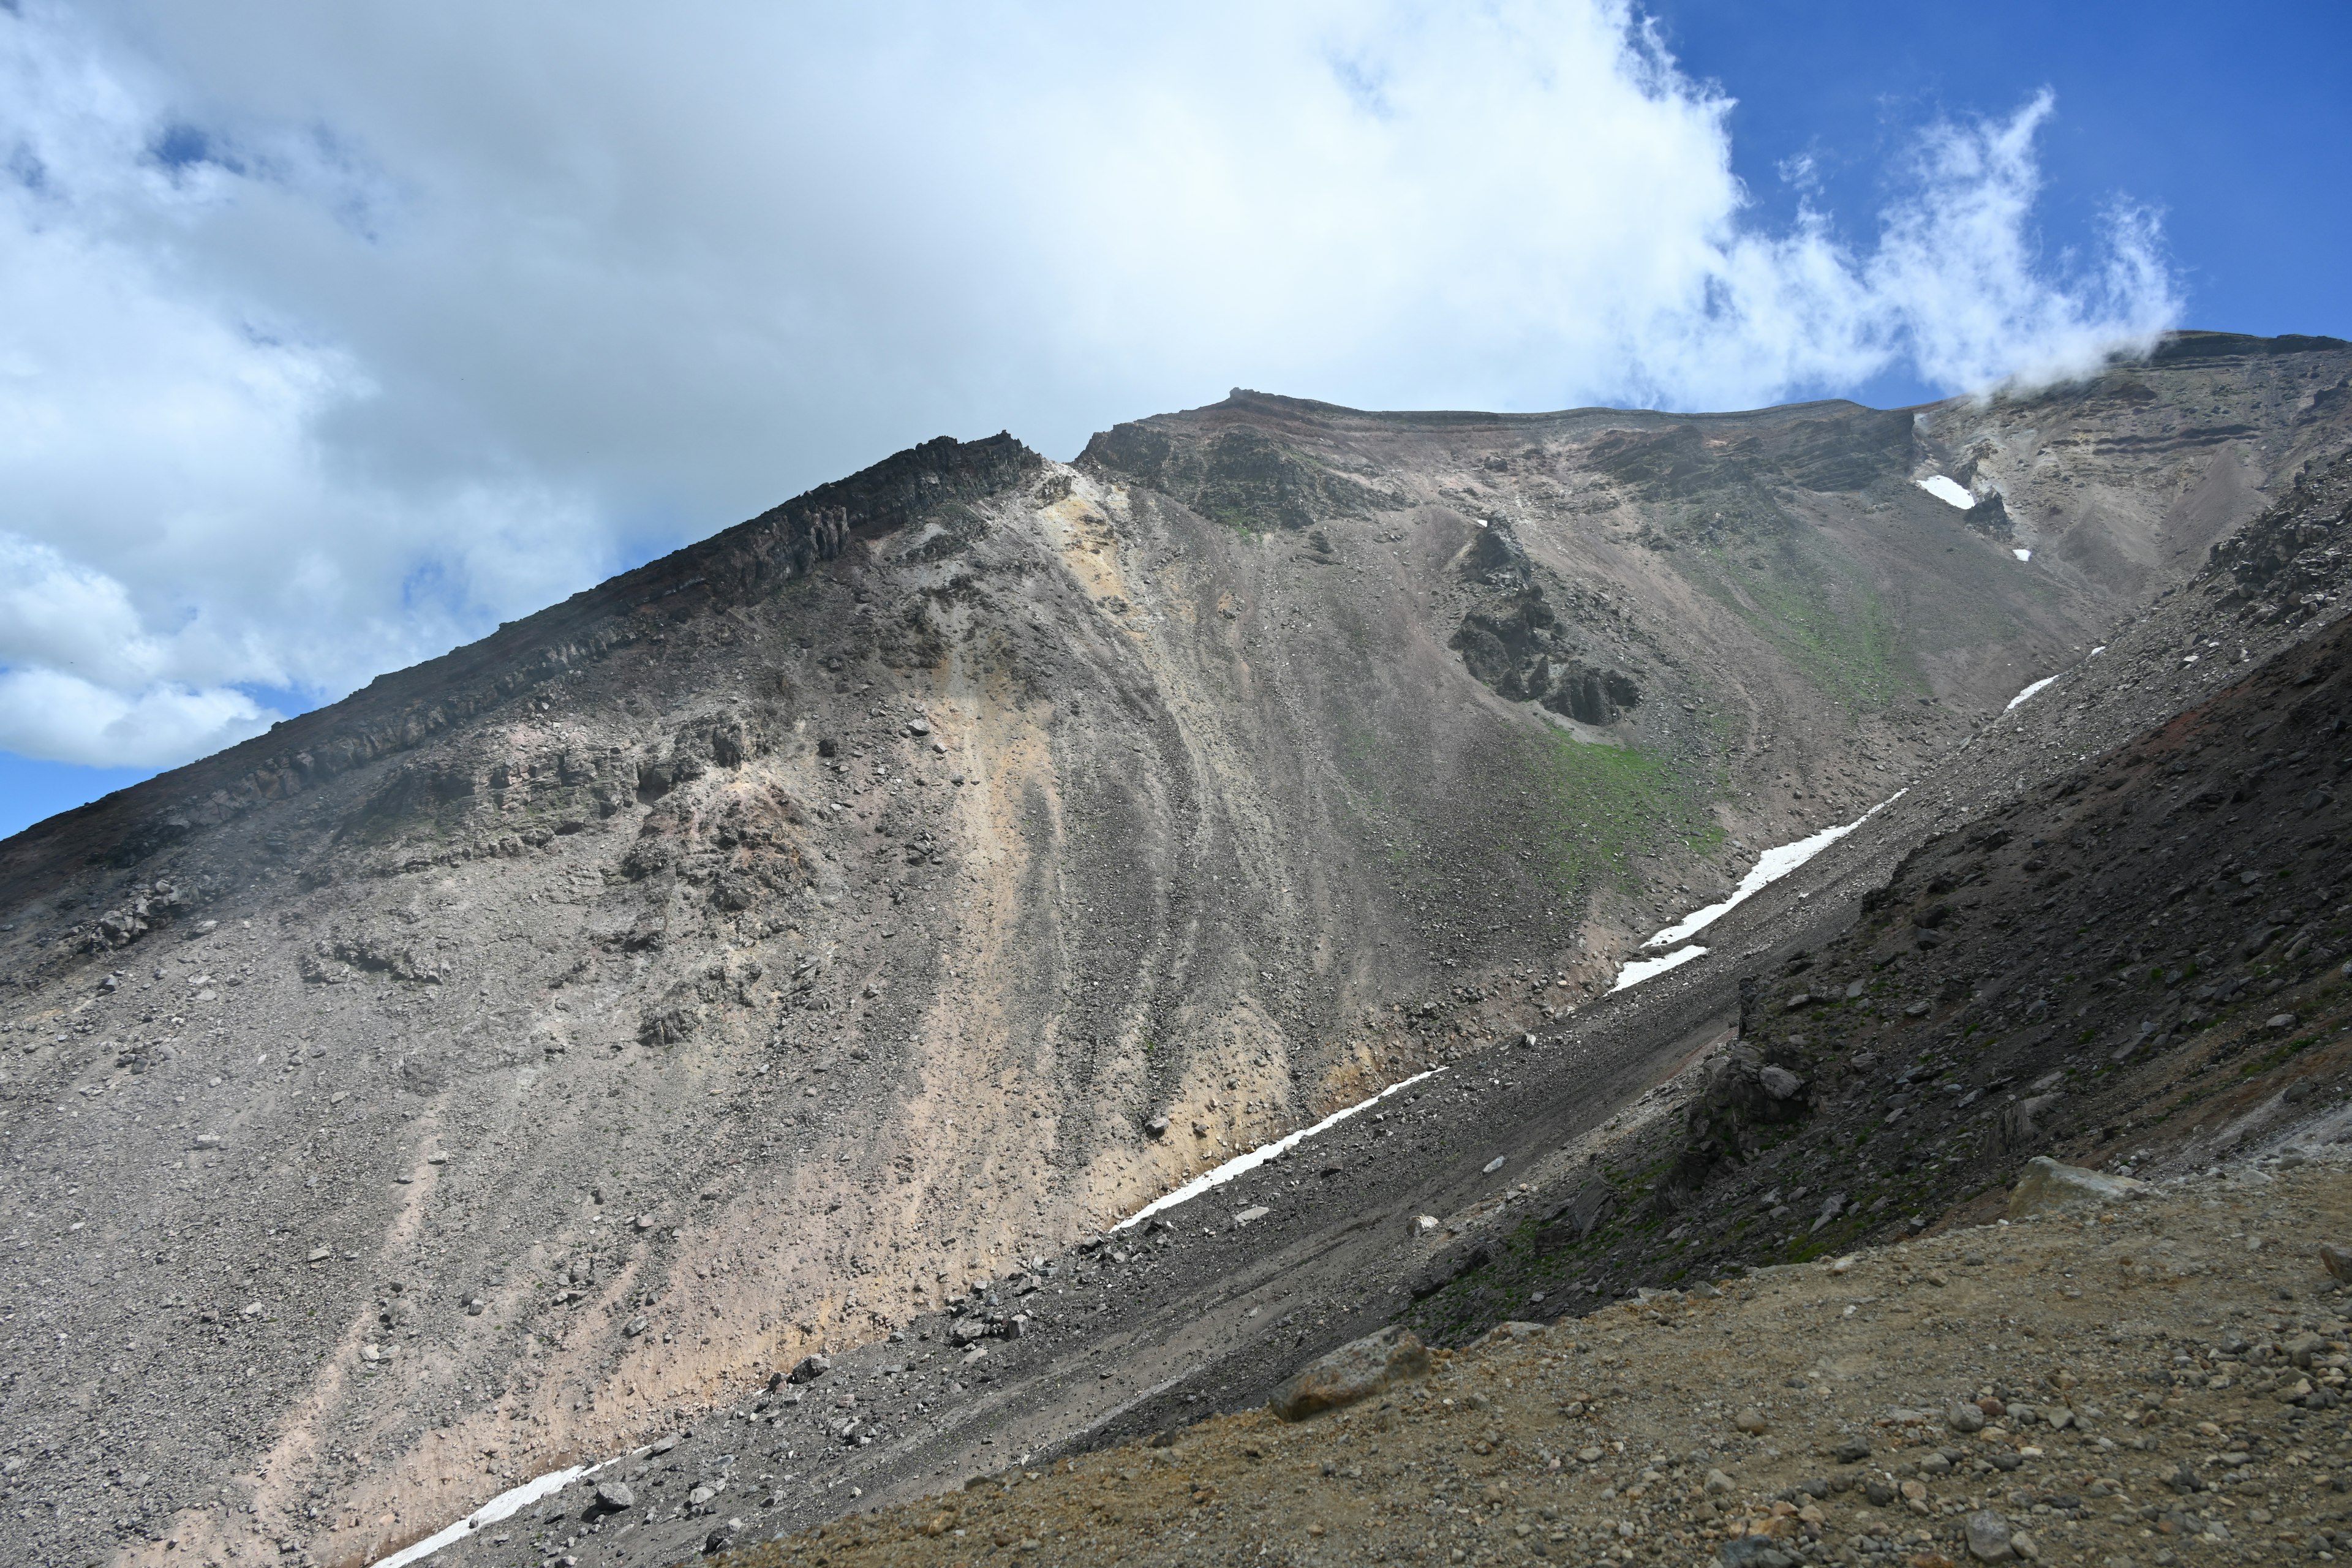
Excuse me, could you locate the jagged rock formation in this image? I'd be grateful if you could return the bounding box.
[0,334,2346,1568]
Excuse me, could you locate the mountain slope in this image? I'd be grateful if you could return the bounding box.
[0,333,2345,1568]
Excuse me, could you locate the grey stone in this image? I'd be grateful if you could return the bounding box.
[1718,1539,1796,1568]
[2008,1156,2146,1218]
[1946,1399,1986,1433]
[1758,1065,1804,1100]
[625,1315,649,1337]
[788,1352,831,1383]
[594,1480,635,1510]
[1267,1327,1431,1422]
[1964,1508,2014,1561]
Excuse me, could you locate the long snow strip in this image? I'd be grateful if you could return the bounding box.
[1640,789,1909,952]
[1114,1068,1447,1232]
[2005,675,2059,711]
[1609,943,1708,993]
[374,1460,612,1568]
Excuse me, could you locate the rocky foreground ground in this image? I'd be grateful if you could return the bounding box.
[652,1152,2352,1567]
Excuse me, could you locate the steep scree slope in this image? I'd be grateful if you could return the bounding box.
[0,335,2345,1567]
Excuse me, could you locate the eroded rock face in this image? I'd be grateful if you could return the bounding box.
[1446,522,1644,724]
[1266,1326,1431,1421]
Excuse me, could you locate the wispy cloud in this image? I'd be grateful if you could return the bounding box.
[0,0,2180,769]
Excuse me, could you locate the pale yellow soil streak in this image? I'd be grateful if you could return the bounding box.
[1033,474,1139,625]
[138,1120,480,1568]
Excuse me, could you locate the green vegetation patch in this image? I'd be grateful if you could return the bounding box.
[1678,531,1923,713]
[1518,726,1722,897]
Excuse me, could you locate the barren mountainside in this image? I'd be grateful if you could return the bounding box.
[0,331,2348,1568]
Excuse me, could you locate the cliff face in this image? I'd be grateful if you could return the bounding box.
[0,334,2346,1568]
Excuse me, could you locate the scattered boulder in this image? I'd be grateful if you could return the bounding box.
[2000,1093,2067,1151]
[1963,1508,2014,1562]
[595,1480,635,1512]
[1267,1327,1431,1422]
[2007,1156,2146,1219]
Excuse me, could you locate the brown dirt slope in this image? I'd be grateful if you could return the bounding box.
[710,1156,2352,1567]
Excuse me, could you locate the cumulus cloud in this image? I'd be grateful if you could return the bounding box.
[0,0,2180,771]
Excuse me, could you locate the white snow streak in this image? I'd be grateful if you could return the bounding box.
[1112,1068,1447,1232]
[1609,944,1708,993]
[1639,789,1909,952]
[2005,676,2059,711]
[374,1461,610,1568]
[1917,475,1977,510]
[2012,547,2033,562]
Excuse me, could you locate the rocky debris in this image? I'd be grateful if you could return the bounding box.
[1265,1327,1433,1422]
[710,1155,2352,1568]
[594,1480,635,1511]
[5,347,2351,1568]
[2006,1156,2149,1218]
[1409,589,2352,1339]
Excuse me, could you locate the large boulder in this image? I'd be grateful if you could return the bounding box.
[1267,1327,1431,1422]
[2007,1156,2146,1219]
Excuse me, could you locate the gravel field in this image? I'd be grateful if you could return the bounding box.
[712,1153,2352,1568]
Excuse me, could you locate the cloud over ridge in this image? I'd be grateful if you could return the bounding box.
[0,0,2180,770]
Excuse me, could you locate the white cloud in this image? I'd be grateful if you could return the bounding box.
[0,666,273,769]
[0,0,2181,770]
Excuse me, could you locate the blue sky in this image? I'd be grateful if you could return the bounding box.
[1647,0,2350,407]
[0,0,2343,842]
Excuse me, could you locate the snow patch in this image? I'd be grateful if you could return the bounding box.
[1917,475,1977,510]
[1640,789,1908,951]
[1611,944,1708,992]
[2012,548,2033,562]
[2005,675,2059,711]
[375,1461,613,1568]
[1114,1068,1446,1231]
